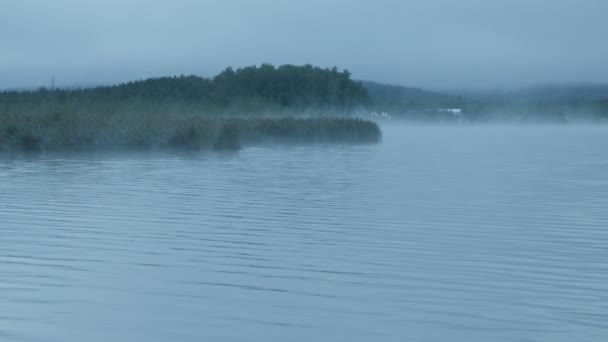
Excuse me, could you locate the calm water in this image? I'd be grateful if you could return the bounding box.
[1,125,608,342]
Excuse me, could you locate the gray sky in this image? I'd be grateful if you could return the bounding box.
[1,0,607,90]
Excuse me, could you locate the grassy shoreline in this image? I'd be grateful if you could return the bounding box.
[0,112,381,152]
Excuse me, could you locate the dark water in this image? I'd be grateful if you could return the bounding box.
[1,125,608,341]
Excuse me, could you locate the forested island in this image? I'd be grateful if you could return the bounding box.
[2,63,607,152]
[0,65,379,152]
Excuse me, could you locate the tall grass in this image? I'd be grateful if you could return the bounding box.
[0,110,381,152]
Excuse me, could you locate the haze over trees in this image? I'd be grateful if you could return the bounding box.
[1,63,607,153]
[0,65,380,152]
[362,82,608,123]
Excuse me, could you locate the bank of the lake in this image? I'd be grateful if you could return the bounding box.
[0,115,381,152]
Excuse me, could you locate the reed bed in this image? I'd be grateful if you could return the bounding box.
[0,111,381,152]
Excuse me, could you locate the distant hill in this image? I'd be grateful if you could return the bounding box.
[510,84,608,102]
[360,82,608,122]
[453,84,608,123]
[360,81,462,110]
[455,84,608,103]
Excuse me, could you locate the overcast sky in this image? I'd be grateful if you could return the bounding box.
[1,0,607,90]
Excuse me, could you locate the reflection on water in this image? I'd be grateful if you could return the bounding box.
[1,125,608,341]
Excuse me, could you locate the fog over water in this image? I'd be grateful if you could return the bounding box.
[2,0,608,89]
[2,125,608,341]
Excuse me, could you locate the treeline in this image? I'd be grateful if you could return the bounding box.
[0,64,370,115]
[4,64,605,125]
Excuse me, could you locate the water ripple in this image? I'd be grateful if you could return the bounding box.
[1,126,608,341]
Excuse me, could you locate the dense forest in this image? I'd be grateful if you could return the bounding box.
[0,64,371,116]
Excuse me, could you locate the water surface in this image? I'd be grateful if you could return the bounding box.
[2,125,608,341]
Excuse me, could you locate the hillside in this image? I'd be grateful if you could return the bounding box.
[361,81,460,109]
[0,64,371,116]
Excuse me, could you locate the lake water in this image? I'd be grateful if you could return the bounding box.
[1,125,608,342]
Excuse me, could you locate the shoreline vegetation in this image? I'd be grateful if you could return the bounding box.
[0,115,381,152]
[0,64,380,152]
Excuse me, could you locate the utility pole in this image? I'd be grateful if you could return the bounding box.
[51,76,55,90]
